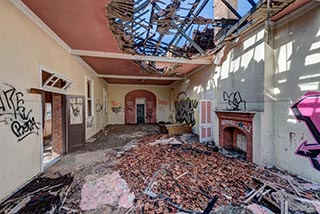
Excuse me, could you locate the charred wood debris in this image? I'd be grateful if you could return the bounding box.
[106,0,297,75]
[0,174,73,214]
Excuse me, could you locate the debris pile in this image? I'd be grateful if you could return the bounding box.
[117,135,261,213]
[244,167,320,213]
[80,171,135,210]
[116,135,320,214]
[0,174,73,214]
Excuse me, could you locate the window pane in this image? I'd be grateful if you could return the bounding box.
[87,81,91,98]
[53,79,67,89]
[42,71,52,85]
[88,100,92,117]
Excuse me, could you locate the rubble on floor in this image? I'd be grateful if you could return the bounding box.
[6,128,319,214]
[116,134,320,214]
[56,150,121,213]
[80,171,134,210]
[0,174,73,214]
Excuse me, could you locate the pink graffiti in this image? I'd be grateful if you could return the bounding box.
[292,92,320,171]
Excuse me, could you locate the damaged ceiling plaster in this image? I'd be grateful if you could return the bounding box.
[106,0,298,75]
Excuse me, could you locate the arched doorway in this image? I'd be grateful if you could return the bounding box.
[125,90,156,124]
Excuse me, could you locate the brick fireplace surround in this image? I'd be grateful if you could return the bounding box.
[215,111,255,162]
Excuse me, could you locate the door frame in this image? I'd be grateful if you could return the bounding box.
[66,95,85,153]
[40,92,66,171]
[199,99,213,143]
[135,98,146,124]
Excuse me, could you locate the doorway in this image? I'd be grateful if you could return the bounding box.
[137,104,145,123]
[136,98,145,124]
[125,90,156,124]
[42,92,63,169]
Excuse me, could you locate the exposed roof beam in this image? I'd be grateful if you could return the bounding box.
[247,0,256,7]
[71,50,212,65]
[170,0,210,48]
[217,0,264,44]
[172,22,205,53]
[220,0,242,19]
[97,74,183,80]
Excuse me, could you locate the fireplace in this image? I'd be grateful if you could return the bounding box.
[215,111,255,161]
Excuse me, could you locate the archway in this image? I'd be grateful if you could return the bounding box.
[125,90,157,124]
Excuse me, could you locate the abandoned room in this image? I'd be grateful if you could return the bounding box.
[0,0,320,213]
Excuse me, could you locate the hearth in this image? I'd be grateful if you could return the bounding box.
[215,111,255,161]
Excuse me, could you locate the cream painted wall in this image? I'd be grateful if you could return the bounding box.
[171,26,266,134]
[272,6,320,182]
[171,65,216,135]
[0,1,108,200]
[171,5,320,183]
[108,85,171,124]
[214,27,265,112]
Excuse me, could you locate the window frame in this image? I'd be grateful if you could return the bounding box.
[85,76,94,118]
[103,87,108,114]
[39,65,72,94]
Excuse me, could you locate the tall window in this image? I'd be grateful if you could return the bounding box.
[103,88,108,114]
[86,77,94,117]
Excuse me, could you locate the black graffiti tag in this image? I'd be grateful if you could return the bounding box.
[11,113,39,142]
[0,83,39,142]
[146,107,153,122]
[175,97,198,126]
[223,91,247,111]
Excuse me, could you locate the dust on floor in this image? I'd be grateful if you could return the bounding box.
[84,124,161,151]
[1,124,320,214]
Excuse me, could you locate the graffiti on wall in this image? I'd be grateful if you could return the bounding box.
[96,99,103,113]
[70,98,83,125]
[146,101,154,122]
[0,83,39,141]
[175,92,198,126]
[292,92,320,171]
[223,91,247,111]
[86,117,94,128]
[126,101,134,112]
[111,101,124,114]
[158,99,168,106]
[146,107,153,122]
[221,119,252,133]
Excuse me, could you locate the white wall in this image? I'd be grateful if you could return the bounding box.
[0,1,108,200]
[171,65,216,134]
[172,4,320,183]
[271,5,320,182]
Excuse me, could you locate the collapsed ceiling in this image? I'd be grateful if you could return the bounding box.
[106,0,297,74]
[20,0,300,85]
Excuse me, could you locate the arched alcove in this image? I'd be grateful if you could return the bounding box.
[124,90,157,124]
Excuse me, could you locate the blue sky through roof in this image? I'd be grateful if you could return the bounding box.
[130,0,259,55]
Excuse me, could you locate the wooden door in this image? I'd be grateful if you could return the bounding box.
[66,95,85,153]
[199,100,213,143]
